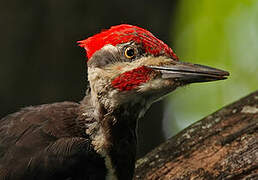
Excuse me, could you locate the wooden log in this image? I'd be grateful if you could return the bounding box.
[134,91,258,180]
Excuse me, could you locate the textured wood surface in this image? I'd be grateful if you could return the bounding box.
[134,91,258,180]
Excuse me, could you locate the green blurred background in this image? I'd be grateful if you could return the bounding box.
[1,0,257,157]
[165,0,258,137]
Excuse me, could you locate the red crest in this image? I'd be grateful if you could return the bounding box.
[78,24,178,61]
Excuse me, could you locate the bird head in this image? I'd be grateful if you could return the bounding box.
[78,24,229,110]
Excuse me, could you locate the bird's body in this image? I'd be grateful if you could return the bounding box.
[0,24,229,180]
[0,100,107,180]
[0,94,141,180]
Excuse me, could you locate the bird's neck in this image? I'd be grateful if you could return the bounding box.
[80,93,149,180]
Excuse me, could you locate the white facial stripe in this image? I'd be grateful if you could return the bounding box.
[87,54,177,110]
[104,55,173,77]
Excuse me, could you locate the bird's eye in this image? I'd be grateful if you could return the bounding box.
[124,47,136,59]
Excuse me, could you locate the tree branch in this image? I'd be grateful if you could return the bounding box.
[134,91,258,179]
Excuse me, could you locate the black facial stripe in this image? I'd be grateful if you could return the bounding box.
[88,47,120,68]
[87,43,146,68]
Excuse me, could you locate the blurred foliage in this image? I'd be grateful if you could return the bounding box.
[164,0,258,137]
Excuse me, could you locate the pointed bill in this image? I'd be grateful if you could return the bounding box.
[147,61,229,84]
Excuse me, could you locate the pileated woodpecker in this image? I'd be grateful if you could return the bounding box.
[0,24,229,180]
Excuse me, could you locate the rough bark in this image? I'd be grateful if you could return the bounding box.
[134,90,258,180]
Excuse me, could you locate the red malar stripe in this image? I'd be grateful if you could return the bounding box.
[111,66,152,91]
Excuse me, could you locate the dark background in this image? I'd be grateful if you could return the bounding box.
[2,1,257,158]
[0,0,177,157]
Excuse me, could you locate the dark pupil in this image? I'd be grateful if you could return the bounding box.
[126,48,135,57]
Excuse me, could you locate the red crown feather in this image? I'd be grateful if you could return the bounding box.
[78,24,178,61]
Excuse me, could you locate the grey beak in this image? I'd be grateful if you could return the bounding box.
[147,61,229,84]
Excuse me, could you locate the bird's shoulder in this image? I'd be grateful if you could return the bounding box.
[0,101,84,140]
[0,101,106,179]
